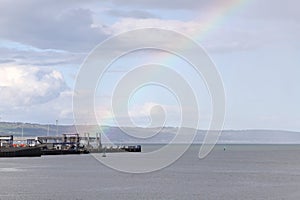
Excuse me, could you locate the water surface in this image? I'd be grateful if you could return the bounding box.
[1,145,300,200]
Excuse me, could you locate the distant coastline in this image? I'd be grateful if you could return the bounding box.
[0,122,299,144]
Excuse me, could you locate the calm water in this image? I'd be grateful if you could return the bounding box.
[1,145,300,200]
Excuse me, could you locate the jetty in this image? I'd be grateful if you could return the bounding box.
[0,133,141,157]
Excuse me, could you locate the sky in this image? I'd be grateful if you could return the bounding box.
[0,0,299,131]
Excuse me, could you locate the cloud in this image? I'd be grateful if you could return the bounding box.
[0,0,299,53]
[0,0,298,55]
[105,0,300,22]
[103,0,215,10]
[0,40,87,68]
[109,18,203,35]
[106,17,300,53]
[236,0,300,21]
[0,0,298,130]
[108,18,235,52]
[0,65,68,107]
[0,90,74,124]
[106,9,157,19]
[0,1,109,52]
[0,59,15,64]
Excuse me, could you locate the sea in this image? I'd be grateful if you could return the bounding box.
[1,144,300,200]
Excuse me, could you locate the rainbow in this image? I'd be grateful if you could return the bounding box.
[193,0,250,41]
[91,0,251,138]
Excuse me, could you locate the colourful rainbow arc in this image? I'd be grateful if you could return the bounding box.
[91,0,250,138]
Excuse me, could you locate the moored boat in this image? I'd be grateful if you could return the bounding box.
[0,135,42,157]
[0,146,42,157]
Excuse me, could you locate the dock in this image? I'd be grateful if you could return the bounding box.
[1,133,141,157]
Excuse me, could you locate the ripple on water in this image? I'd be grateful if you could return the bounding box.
[0,168,24,172]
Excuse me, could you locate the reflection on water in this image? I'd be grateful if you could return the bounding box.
[0,168,24,172]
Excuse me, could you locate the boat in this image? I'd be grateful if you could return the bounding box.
[0,146,42,157]
[0,135,41,157]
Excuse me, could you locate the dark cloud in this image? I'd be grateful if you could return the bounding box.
[0,0,109,52]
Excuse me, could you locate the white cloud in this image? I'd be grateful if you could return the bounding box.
[109,18,202,35]
[0,90,74,124]
[128,102,166,117]
[90,101,182,127]
[0,65,67,107]
[105,17,300,53]
[127,102,181,127]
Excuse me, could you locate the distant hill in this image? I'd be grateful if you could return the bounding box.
[0,122,300,144]
[0,122,77,137]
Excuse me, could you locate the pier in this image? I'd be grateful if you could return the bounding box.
[1,133,142,157]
